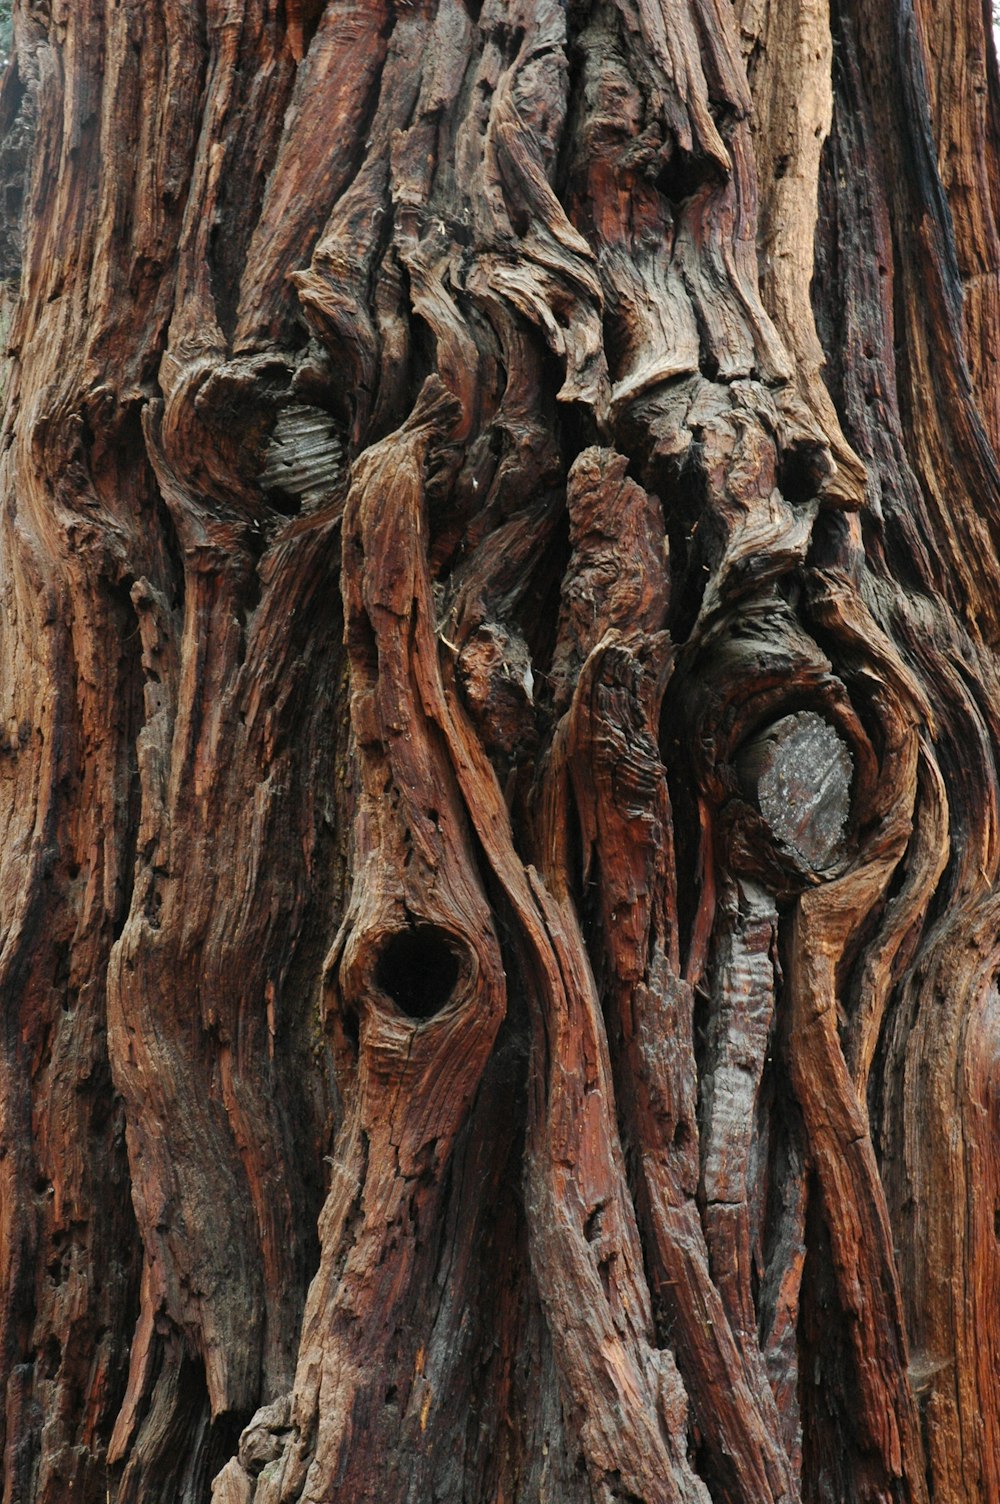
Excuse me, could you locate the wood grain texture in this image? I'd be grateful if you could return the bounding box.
[0,0,997,1501]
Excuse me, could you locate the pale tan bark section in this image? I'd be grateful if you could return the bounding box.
[744,0,866,507]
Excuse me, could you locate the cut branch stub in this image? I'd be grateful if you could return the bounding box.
[736,711,853,873]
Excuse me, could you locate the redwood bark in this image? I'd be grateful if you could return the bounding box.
[0,1,999,1501]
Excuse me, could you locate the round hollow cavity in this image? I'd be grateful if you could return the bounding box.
[375,926,462,1020]
[736,710,853,871]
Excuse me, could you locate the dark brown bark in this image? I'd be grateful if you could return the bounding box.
[0,0,999,1500]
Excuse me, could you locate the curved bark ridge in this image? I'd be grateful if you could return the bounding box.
[0,1,999,1502]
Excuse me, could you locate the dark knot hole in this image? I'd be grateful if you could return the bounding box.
[375,927,462,1020]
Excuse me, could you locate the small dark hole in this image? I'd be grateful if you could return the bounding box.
[263,485,303,518]
[778,441,827,506]
[341,1006,359,1055]
[584,1203,604,1243]
[41,1335,62,1378]
[598,1254,614,1302]
[375,927,461,1021]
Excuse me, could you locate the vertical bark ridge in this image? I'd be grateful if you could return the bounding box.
[841,0,1000,644]
[812,1,1000,1495]
[911,0,1000,449]
[0,1,210,1496]
[234,0,392,350]
[745,0,867,509]
[217,381,507,1503]
[547,448,798,1504]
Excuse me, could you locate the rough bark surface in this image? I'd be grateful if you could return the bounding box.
[0,0,999,1501]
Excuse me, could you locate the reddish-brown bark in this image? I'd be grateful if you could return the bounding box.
[1,0,1000,1501]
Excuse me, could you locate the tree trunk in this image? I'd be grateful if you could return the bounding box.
[1,0,999,1499]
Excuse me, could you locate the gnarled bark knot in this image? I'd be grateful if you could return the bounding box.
[737,710,853,874]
